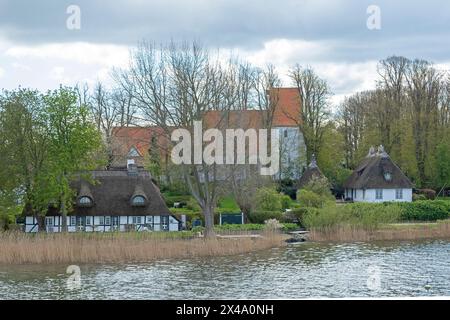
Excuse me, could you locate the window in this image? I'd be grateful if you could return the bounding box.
[284,130,288,138]
[384,172,392,181]
[99,216,105,225]
[396,189,403,199]
[70,216,76,226]
[105,216,111,226]
[132,196,146,206]
[363,189,366,199]
[46,217,53,226]
[86,217,91,226]
[132,216,142,224]
[376,189,383,200]
[79,196,92,206]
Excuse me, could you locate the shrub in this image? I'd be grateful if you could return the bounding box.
[281,194,293,210]
[282,208,309,226]
[303,203,402,231]
[281,223,299,232]
[398,200,449,221]
[302,175,333,198]
[415,189,437,200]
[247,211,283,224]
[412,193,427,201]
[297,189,334,208]
[186,198,201,211]
[254,187,283,211]
[163,195,191,208]
[264,219,283,231]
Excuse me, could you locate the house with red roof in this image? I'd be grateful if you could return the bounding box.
[110,88,306,180]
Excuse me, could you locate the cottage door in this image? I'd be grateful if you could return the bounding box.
[112,216,119,231]
[161,216,169,231]
[76,216,85,232]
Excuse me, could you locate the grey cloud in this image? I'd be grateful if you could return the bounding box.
[0,0,449,60]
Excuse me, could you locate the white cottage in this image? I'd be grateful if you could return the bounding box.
[24,162,180,232]
[343,146,413,203]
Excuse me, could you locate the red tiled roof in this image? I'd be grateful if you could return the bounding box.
[111,88,302,162]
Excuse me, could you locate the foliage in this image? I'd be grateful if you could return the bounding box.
[247,211,283,224]
[303,200,450,231]
[254,187,283,211]
[280,194,293,210]
[264,218,284,231]
[398,201,450,221]
[415,189,437,200]
[218,196,240,211]
[303,203,402,231]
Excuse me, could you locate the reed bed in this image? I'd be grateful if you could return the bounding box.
[0,231,286,265]
[308,220,450,242]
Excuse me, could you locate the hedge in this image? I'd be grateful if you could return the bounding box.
[398,200,450,221]
[247,211,283,224]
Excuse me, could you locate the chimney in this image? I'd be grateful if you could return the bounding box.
[127,159,138,176]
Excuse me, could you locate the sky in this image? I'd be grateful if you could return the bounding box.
[0,0,449,106]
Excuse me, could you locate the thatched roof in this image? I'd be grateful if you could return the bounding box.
[70,168,171,216]
[296,155,327,189]
[343,145,413,189]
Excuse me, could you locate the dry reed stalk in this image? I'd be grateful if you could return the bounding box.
[308,221,450,242]
[0,231,286,265]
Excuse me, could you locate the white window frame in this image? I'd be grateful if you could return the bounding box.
[70,216,76,226]
[46,217,53,226]
[86,216,92,226]
[79,196,92,205]
[132,216,142,224]
[99,216,105,225]
[396,189,403,199]
[132,196,146,206]
[376,189,383,200]
[105,216,111,226]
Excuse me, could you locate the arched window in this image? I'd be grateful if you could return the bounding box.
[79,196,92,206]
[384,172,392,182]
[132,196,146,206]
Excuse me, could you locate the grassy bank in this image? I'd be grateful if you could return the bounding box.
[308,220,450,242]
[0,231,286,265]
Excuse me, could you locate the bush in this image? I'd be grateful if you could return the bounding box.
[247,211,283,224]
[281,223,299,231]
[163,195,191,208]
[302,175,333,198]
[303,203,402,231]
[398,200,449,221]
[297,189,333,208]
[254,188,283,211]
[282,208,309,226]
[280,195,293,210]
[415,189,437,200]
[264,218,283,231]
[412,193,427,201]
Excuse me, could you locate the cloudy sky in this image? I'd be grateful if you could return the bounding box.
[0,0,449,105]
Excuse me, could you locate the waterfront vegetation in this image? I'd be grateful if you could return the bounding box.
[0,230,286,264]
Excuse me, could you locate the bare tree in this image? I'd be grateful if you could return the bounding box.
[288,65,331,163]
[115,41,239,237]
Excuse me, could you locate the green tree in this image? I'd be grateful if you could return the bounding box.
[42,87,104,232]
[0,89,49,228]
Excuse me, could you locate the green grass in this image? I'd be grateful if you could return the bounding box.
[218,196,240,211]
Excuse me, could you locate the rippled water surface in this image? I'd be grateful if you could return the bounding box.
[1,240,450,299]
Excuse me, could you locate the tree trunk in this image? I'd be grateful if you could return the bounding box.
[203,206,216,238]
[36,215,45,232]
[61,199,68,232]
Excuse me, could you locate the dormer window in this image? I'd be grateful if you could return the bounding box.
[132,195,146,206]
[78,196,93,207]
[384,172,392,181]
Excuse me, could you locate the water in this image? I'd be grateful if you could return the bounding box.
[1,240,450,299]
